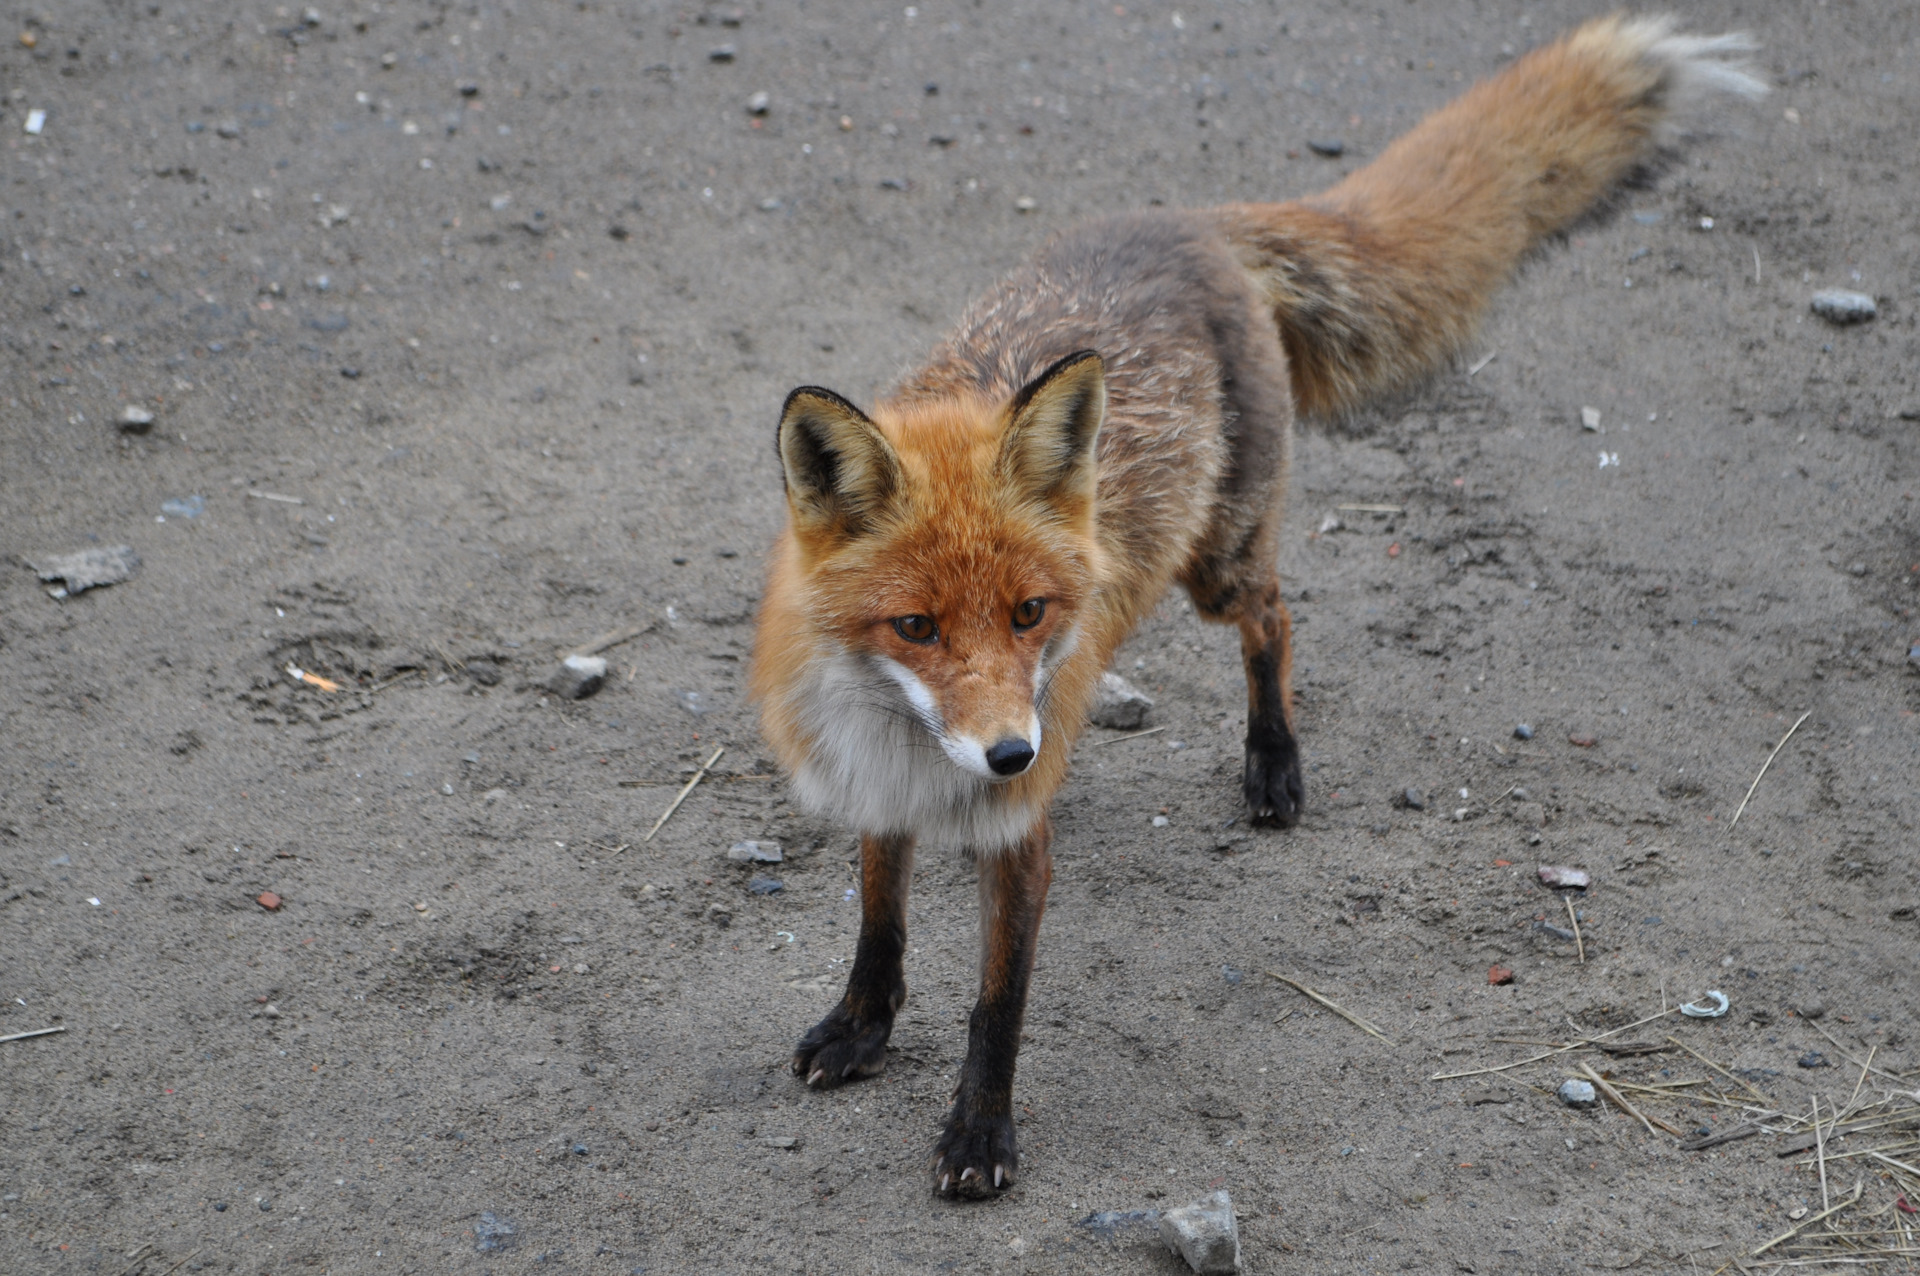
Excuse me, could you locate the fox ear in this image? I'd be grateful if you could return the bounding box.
[777,386,902,537]
[999,350,1105,509]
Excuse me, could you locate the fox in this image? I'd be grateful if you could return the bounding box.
[749,14,1762,1198]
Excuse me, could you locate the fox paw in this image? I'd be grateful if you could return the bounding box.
[792,1003,893,1089]
[1244,742,1304,828]
[932,1106,1017,1199]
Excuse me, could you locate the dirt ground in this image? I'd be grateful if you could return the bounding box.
[2,1,1917,1273]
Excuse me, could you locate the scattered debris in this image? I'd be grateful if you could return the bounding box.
[1158,1190,1241,1274]
[761,1136,799,1150]
[747,877,783,895]
[285,663,341,692]
[1557,1078,1598,1108]
[1679,990,1729,1018]
[1513,723,1535,740]
[243,489,304,505]
[1089,671,1155,730]
[726,840,783,864]
[24,107,46,135]
[548,653,607,700]
[1537,865,1590,889]
[1306,138,1344,156]
[257,892,283,911]
[1487,965,1514,986]
[29,545,139,599]
[1568,734,1597,748]
[1798,1051,1831,1069]
[1400,787,1427,810]
[466,659,502,686]
[1810,289,1876,325]
[118,404,156,432]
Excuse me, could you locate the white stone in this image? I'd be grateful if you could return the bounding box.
[1159,1190,1241,1274]
[1089,671,1154,730]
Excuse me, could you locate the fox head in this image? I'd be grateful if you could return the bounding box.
[752,351,1108,846]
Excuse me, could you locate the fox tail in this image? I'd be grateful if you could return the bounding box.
[1218,14,1765,420]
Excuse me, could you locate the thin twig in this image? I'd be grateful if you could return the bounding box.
[1093,726,1165,747]
[1666,1034,1774,1105]
[1335,503,1405,514]
[1813,1095,1832,1214]
[1868,1150,1920,1178]
[1805,1019,1910,1085]
[368,669,423,695]
[1467,350,1497,376]
[1580,1061,1683,1136]
[643,746,724,842]
[1752,1180,1863,1256]
[1846,1047,1878,1114]
[1430,1007,1680,1081]
[243,490,303,504]
[1566,895,1586,963]
[0,1025,67,1044]
[1729,710,1811,831]
[1265,973,1396,1045]
[567,622,654,660]
[159,1250,201,1276]
[113,1243,154,1276]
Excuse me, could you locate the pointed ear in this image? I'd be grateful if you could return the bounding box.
[776,386,903,538]
[998,350,1105,509]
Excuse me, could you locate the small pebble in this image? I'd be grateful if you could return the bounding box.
[1557,1079,1597,1108]
[1580,406,1602,431]
[548,654,607,700]
[726,840,783,864]
[466,659,502,686]
[1513,723,1534,741]
[1796,1001,1826,1021]
[1798,1052,1830,1069]
[1487,964,1514,986]
[1537,865,1590,889]
[118,405,156,432]
[1089,671,1154,729]
[708,44,736,62]
[746,90,770,114]
[1306,138,1344,156]
[1014,196,1038,212]
[1158,1189,1241,1275]
[1151,814,1170,828]
[1810,289,1875,325]
[747,876,784,895]
[1400,787,1426,810]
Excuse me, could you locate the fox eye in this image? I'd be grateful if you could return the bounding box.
[1011,598,1046,631]
[892,615,937,644]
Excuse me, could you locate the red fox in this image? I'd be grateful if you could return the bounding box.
[750,15,1760,1197]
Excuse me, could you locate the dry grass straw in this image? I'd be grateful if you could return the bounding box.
[1429,1007,1680,1081]
[643,746,724,841]
[1728,709,1811,832]
[1264,973,1396,1045]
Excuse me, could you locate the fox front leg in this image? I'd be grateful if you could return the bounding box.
[933,821,1052,1198]
[792,832,912,1087]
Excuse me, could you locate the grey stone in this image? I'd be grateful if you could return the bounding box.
[548,654,607,700]
[1795,1000,1826,1021]
[1078,1208,1161,1241]
[1557,1078,1597,1108]
[761,1135,799,1149]
[747,876,783,895]
[1513,723,1535,740]
[1400,787,1426,810]
[474,1210,517,1252]
[1810,289,1876,324]
[117,404,155,432]
[1089,671,1154,730]
[466,659,502,686]
[29,545,140,598]
[746,90,770,114]
[726,840,783,864]
[1307,138,1344,156]
[1158,1189,1241,1274]
[1513,802,1548,829]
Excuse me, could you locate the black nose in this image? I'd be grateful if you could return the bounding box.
[985,738,1035,776]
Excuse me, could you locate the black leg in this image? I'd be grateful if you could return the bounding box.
[792,832,912,1087]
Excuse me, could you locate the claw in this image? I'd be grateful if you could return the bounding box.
[959,1167,978,1183]
[806,1068,825,1087]
[993,1164,1004,1188]
[939,1173,951,1193]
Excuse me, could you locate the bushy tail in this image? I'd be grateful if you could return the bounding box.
[1216,14,1764,420]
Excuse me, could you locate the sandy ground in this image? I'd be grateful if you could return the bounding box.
[2,1,1918,1273]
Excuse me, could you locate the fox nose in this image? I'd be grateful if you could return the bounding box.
[984,738,1036,777]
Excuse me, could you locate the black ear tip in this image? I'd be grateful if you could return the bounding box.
[781,385,868,421]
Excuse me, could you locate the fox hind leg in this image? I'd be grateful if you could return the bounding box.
[793,832,912,1087]
[1234,574,1304,826]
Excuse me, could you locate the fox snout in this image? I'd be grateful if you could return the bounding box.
[984,738,1035,776]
